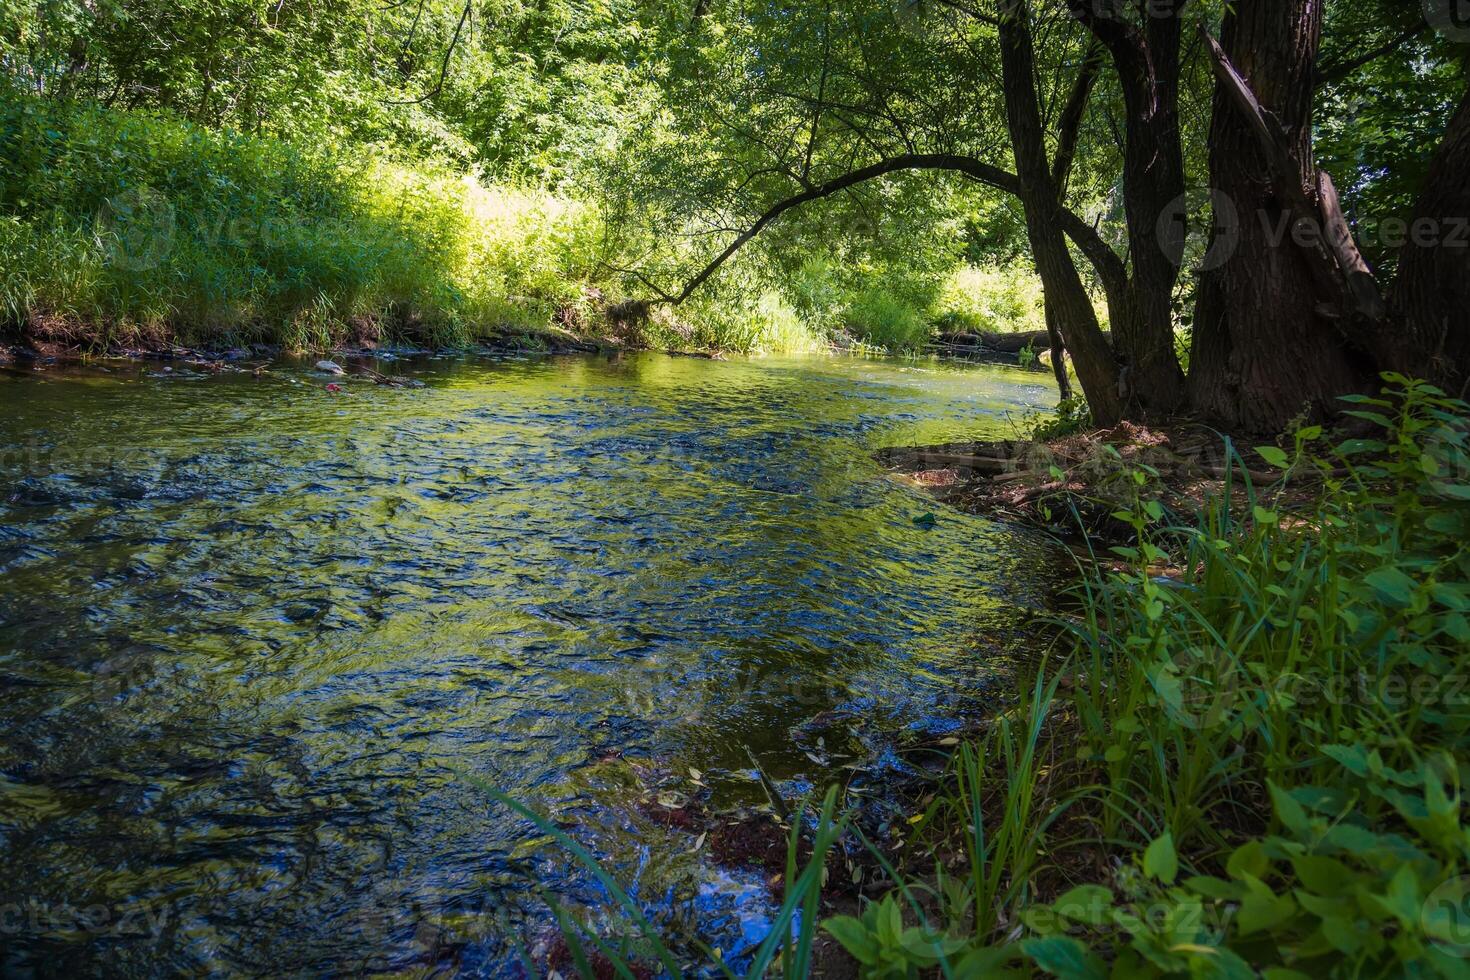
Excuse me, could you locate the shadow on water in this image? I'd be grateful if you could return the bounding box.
[0,351,1065,974]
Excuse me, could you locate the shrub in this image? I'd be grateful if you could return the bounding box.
[843,286,930,352]
[931,263,1046,335]
[824,375,1470,977]
[0,95,604,349]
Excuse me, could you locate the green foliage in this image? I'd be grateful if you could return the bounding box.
[842,287,931,353]
[817,376,1470,977]
[823,895,979,977]
[931,263,1046,336]
[0,93,847,354]
[1026,397,1094,442]
[0,96,638,349]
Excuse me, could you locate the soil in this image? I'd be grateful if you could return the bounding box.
[877,419,1330,546]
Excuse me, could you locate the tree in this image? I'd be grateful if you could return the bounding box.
[1191,0,1469,430]
[623,0,1468,432]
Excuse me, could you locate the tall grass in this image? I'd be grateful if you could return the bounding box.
[826,375,1470,976]
[0,94,613,349]
[0,95,836,354]
[842,286,932,352]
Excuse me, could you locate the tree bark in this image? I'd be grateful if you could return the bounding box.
[1067,0,1187,415]
[1187,0,1372,433]
[998,3,1122,425]
[1043,302,1073,401]
[1394,87,1470,393]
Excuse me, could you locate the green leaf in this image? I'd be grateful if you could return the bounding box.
[1255,445,1289,468]
[1321,743,1370,777]
[954,946,1022,976]
[1269,782,1311,837]
[1343,409,1394,428]
[1237,889,1296,936]
[1227,840,1269,881]
[1335,438,1386,455]
[822,916,879,966]
[1053,885,1114,925]
[1364,566,1417,607]
[1290,855,1356,893]
[876,896,902,948]
[1021,936,1107,979]
[1144,831,1179,884]
[1371,864,1421,926]
[1185,875,1244,900]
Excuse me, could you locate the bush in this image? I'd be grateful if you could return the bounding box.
[930,263,1046,335]
[0,94,604,349]
[843,286,930,352]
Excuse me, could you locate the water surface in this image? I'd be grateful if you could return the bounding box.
[0,351,1062,974]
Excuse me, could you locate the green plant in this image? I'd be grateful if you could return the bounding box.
[930,263,1046,336]
[843,287,931,353]
[1026,397,1094,442]
[816,375,1470,978]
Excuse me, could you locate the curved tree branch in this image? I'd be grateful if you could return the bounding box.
[653,153,1022,306]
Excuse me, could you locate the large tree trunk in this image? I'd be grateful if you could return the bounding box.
[1187,0,1373,433]
[1068,1,1187,416]
[999,4,1122,426]
[1394,88,1470,393]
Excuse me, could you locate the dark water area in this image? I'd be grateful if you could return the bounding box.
[0,351,1066,975]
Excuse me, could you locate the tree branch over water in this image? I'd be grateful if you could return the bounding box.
[650,153,1025,306]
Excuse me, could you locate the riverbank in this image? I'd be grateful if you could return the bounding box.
[878,418,1322,544]
[835,376,1470,975]
[1,317,1057,372]
[550,374,1470,976]
[0,95,1069,366]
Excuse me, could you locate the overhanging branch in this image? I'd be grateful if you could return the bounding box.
[651,153,1022,306]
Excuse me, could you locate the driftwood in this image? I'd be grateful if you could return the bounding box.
[904,452,1016,472]
[929,328,1112,360]
[933,329,1050,354]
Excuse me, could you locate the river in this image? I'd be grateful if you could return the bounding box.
[0,350,1064,975]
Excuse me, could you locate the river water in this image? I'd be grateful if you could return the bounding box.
[0,351,1063,975]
